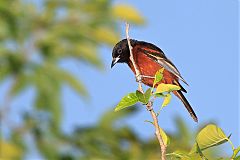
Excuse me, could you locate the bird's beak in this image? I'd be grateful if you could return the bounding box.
[111,57,120,68]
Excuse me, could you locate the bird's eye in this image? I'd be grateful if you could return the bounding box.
[117,49,122,54]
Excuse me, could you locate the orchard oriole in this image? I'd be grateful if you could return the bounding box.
[111,39,198,122]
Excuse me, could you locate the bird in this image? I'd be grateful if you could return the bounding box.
[111,39,198,122]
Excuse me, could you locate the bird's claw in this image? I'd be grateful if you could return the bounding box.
[136,74,143,82]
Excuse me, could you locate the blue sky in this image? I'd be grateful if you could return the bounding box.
[1,0,238,158]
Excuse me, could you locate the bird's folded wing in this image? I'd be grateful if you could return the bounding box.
[139,48,188,85]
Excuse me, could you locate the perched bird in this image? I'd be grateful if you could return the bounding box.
[111,39,198,122]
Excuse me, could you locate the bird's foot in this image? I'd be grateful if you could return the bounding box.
[136,74,155,82]
[136,74,143,82]
[141,75,155,79]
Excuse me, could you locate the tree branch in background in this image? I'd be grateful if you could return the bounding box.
[125,23,167,160]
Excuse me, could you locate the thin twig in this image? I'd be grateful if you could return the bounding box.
[125,22,167,160]
[125,23,143,92]
[146,102,167,159]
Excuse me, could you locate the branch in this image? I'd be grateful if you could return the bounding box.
[125,23,167,160]
[147,102,167,159]
[125,23,143,92]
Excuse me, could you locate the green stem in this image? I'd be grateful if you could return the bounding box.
[228,139,235,151]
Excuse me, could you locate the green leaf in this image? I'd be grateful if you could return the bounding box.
[114,93,139,112]
[234,156,240,160]
[154,93,164,98]
[0,140,22,159]
[153,68,164,88]
[155,83,181,93]
[190,124,229,154]
[136,89,152,104]
[232,146,240,159]
[159,127,170,146]
[167,151,192,159]
[136,90,145,104]
[144,88,152,102]
[196,142,208,160]
[167,150,204,160]
[161,93,171,108]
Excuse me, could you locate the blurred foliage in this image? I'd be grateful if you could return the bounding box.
[0,140,22,159]
[17,109,238,160]
[0,0,145,159]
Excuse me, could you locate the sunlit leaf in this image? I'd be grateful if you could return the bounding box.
[0,140,22,159]
[167,151,192,159]
[159,127,170,146]
[155,83,181,94]
[115,93,138,112]
[112,4,145,24]
[190,124,229,154]
[161,93,171,108]
[196,142,208,160]
[153,68,164,88]
[232,146,240,159]
[167,150,205,160]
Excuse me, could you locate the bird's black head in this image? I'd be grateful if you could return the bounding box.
[111,39,136,68]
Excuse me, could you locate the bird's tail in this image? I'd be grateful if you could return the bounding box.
[173,90,198,122]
